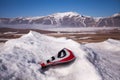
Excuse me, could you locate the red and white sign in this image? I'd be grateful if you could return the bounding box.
[40,48,76,68]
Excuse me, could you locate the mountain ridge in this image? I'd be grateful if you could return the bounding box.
[0,12,120,27]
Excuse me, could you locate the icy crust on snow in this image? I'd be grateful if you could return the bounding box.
[84,39,120,80]
[0,31,101,80]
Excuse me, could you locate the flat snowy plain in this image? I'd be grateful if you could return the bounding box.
[44,27,120,32]
[0,30,120,80]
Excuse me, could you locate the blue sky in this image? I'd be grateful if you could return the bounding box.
[0,0,120,18]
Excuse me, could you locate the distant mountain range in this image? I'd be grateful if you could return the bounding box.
[0,12,120,27]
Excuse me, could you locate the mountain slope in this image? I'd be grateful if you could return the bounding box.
[0,12,120,27]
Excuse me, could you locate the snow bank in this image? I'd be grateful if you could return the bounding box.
[0,31,101,80]
[84,39,120,80]
[1,31,120,80]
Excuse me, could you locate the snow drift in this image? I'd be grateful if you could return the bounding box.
[0,31,120,80]
[84,39,120,80]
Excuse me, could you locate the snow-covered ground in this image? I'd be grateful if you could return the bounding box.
[0,43,4,52]
[0,31,120,80]
[84,39,120,80]
[79,37,91,40]
[44,27,120,32]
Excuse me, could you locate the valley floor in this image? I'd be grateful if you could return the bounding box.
[0,27,120,43]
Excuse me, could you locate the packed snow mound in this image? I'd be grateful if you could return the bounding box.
[0,31,120,80]
[0,31,101,80]
[84,39,120,80]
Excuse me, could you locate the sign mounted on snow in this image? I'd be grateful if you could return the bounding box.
[40,48,76,68]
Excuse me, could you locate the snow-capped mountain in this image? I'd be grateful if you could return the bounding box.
[0,31,120,80]
[0,12,120,27]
